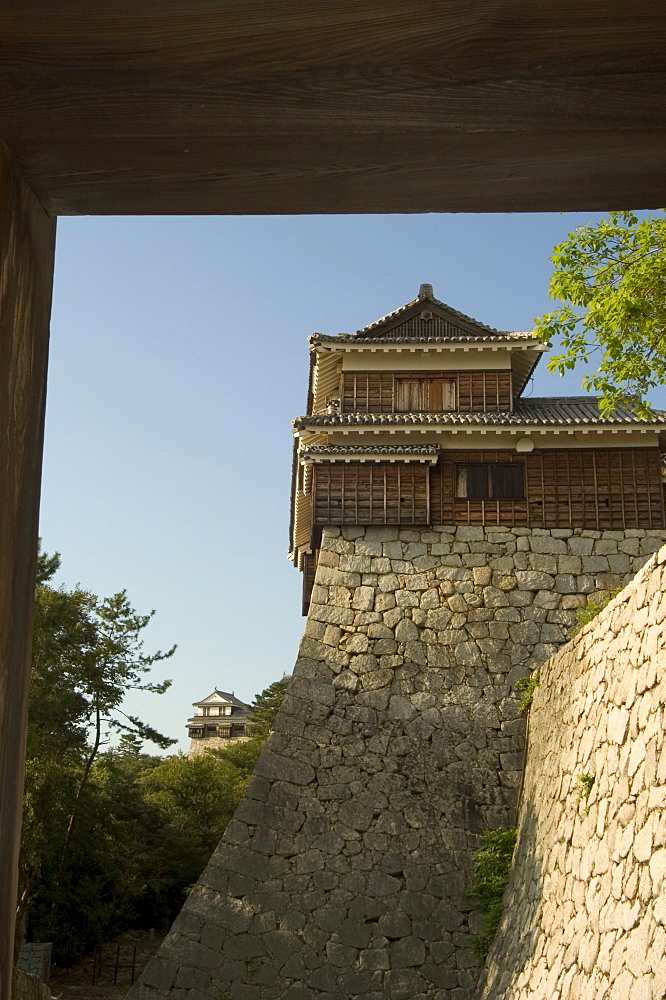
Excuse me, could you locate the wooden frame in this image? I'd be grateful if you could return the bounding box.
[455,462,525,500]
[313,462,430,526]
[309,449,665,534]
[2,2,666,215]
[3,3,666,993]
[0,144,55,1000]
[341,370,511,414]
[431,448,665,529]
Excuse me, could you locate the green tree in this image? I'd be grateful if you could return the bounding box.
[534,210,666,416]
[135,679,288,936]
[19,548,176,954]
[22,599,289,968]
[246,676,290,739]
[141,753,242,861]
[205,676,290,798]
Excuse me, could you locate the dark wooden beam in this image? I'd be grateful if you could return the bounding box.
[1,1,666,214]
[0,142,55,1000]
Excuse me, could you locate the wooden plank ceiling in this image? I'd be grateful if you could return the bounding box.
[1,0,666,216]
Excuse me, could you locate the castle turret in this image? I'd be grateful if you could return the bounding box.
[132,288,666,1000]
[291,284,666,612]
[186,689,250,757]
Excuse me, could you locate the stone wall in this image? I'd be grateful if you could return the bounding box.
[189,735,252,759]
[11,969,50,1000]
[127,525,666,1000]
[478,542,666,1000]
[17,943,51,983]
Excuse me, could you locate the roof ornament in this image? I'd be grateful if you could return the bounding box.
[418,283,434,299]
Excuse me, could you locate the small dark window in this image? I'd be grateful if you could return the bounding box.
[457,464,489,498]
[456,463,524,499]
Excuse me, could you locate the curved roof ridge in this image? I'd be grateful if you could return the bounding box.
[310,331,536,344]
[193,689,249,708]
[354,286,507,337]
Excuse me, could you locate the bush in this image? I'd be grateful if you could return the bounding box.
[576,773,595,800]
[468,827,518,958]
[570,588,621,635]
[514,674,539,712]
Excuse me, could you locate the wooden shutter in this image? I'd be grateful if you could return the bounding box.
[441,379,456,410]
[396,379,426,411]
[490,464,524,498]
[427,379,443,410]
[396,377,456,411]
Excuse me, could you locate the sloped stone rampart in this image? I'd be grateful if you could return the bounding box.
[477,543,666,1000]
[127,526,666,1000]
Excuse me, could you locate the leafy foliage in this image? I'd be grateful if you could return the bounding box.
[514,673,539,712]
[204,677,290,807]
[246,677,290,739]
[467,827,518,959]
[534,210,666,416]
[20,547,176,962]
[21,556,288,967]
[576,773,595,801]
[570,588,621,636]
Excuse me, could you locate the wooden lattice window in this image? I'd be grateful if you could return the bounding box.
[395,377,456,412]
[456,463,525,499]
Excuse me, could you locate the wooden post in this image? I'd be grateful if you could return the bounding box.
[0,142,55,1000]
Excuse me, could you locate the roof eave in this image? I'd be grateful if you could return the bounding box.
[310,336,544,350]
[294,417,665,432]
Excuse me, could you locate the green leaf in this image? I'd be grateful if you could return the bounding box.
[534,210,666,413]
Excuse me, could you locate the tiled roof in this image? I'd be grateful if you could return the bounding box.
[187,710,249,724]
[310,331,537,345]
[193,689,250,708]
[303,444,440,457]
[353,287,505,336]
[294,397,666,429]
[516,397,666,423]
[309,285,535,344]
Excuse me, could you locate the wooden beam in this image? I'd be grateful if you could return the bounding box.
[1,1,666,214]
[0,142,55,1000]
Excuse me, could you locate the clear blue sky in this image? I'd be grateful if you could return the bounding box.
[39,212,660,753]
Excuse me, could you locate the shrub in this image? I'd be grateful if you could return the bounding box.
[467,827,518,958]
[576,773,595,800]
[570,588,621,635]
[514,673,539,712]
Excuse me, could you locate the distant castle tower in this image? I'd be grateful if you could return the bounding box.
[186,689,251,758]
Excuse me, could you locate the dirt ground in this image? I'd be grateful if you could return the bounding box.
[48,936,163,1000]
